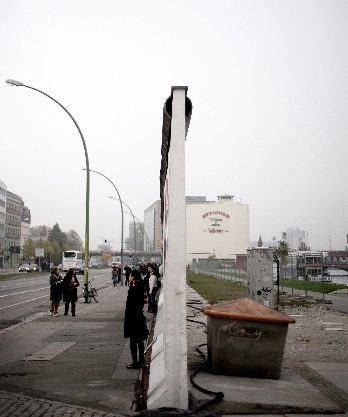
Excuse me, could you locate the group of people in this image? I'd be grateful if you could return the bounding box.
[49,266,80,316]
[49,262,162,370]
[123,263,162,369]
[113,263,161,313]
[111,264,133,286]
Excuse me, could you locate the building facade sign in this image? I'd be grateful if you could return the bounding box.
[202,211,230,219]
[186,197,249,263]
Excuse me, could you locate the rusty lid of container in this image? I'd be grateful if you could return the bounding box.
[202,297,295,324]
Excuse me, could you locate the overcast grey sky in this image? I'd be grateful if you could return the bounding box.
[1,0,347,252]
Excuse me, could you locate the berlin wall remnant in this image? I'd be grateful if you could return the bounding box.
[147,87,192,409]
[247,247,274,308]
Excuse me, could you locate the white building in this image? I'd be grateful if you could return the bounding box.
[186,194,249,263]
[285,227,303,251]
[144,200,162,252]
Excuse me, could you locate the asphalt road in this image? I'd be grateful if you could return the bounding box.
[0,268,113,330]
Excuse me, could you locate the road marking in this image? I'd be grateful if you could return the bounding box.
[23,342,77,361]
[0,295,47,310]
[324,328,347,331]
[0,287,48,298]
[0,278,113,336]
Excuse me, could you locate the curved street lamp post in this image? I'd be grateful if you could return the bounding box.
[109,198,136,262]
[86,170,124,284]
[6,79,90,289]
[108,196,150,262]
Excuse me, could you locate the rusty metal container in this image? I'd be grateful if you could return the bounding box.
[203,297,295,379]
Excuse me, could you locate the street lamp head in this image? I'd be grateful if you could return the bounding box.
[6,79,24,86]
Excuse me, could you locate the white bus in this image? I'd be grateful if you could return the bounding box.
[62,250,84,274]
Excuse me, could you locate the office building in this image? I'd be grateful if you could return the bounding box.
[186,195,249,263]
[144,200,162,252]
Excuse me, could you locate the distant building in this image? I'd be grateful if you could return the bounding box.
[186,196,207,203]
[186,195,249,263]
[249,239,276,248]
[146,195,250,263]
[144,200,162,252]
[5,191,24,265]
[125,220,144,254]
[285,227,304,251]
[0,180,7,266]
[258,235,263,247]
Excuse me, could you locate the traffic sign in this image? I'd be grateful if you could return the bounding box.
[35,248,44,257]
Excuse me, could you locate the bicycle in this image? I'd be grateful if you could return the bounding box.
[82,278,99,303]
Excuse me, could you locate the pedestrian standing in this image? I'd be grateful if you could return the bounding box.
[124,270,149,369]
[124,264,132,286]
[112,266,118,286]
[49,266,63,317]
[117,265,122,285]
[143,267,152,312]
[62,268,80,316]
[148,265,158,314]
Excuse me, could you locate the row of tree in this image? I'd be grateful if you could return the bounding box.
[23,223,83,265]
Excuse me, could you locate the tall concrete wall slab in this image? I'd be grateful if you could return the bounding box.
[247,247,274,308]
[147,87,192,409]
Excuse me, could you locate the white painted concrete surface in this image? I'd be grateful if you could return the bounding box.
[147,87,189,409]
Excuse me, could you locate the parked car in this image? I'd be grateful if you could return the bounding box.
[19,264,30,273]
[29,264,40,273]
[58,264,63,270]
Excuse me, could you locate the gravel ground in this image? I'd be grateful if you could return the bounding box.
[186,287,348,368]
[279,304,348,362]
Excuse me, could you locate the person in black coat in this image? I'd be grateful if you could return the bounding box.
[124,264,132,286]
[49,266,63,316]
[124,269,149,369]
[62,268,80,316]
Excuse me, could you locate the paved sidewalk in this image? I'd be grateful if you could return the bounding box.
[0,278,348,416]
[0,281,148,416]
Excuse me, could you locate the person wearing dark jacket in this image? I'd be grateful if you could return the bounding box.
[124,270,149,369]
[62,268,80,316]
[49,266,63,316]
[124,264,132,286]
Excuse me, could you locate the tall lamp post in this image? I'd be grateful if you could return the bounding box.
[86,169,124,284]
[6,79,90,288]
[108,196,150,262]
[108,197,136,262]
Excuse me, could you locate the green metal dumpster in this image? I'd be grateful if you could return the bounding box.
[203,297,295,379]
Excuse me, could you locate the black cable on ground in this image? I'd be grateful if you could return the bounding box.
[188,343,224,414]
